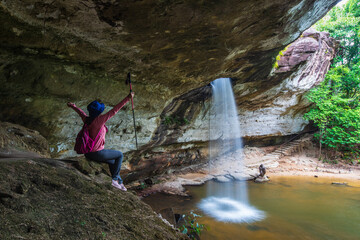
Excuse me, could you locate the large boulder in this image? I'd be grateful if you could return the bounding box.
[0,158,186,240]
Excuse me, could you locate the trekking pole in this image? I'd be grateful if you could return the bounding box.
[125,72,138,150]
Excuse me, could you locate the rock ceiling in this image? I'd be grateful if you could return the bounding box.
[0,0,339,154]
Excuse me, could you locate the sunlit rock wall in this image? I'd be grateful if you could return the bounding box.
[237,29,337,141]
[155,29,337,147]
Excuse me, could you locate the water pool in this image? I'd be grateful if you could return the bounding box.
[143,177,360,240]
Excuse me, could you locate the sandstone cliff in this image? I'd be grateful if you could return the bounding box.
[149,28,337,148]
[0,0,339,157]
[0,2,341,238]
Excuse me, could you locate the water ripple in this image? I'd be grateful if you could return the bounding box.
[198,197,266,223]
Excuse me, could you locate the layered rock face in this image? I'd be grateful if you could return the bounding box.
[0,0,339,157]
[121,28,337,181]
[237,29,337,142]
[152,29,337,148]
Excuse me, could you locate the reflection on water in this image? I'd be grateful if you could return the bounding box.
[143,177,360,240]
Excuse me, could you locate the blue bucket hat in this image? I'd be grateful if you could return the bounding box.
[87,100,105,118]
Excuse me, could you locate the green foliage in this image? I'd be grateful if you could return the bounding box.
[321,157,339,164]
[179,211,207,239]
[304,64,360,154]
[163,115,190,126]
[273,46,289,69]
[139,181,146,189]
[314,0,360,67]
[305,0,360,161]
[342,151,360,164]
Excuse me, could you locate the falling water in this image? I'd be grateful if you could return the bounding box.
[209,78,244,167]
[198,78,265,223]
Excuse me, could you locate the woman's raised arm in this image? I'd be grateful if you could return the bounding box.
[67,102,88,122]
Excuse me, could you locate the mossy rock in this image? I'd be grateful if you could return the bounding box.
[73,157,109,176]
[0,158,187,240]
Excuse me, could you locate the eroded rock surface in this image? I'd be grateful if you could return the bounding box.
[0,121,50,158]
[150,29,337,148]
[0,158,186,240]
[0,0,339,156]
[238,29,337,139]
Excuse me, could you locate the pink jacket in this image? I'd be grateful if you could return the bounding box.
[69,96,130,152]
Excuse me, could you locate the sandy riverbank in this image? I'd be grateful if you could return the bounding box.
[138,146,360,196]
[267,152,360,186]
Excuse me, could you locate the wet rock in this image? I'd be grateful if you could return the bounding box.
[254,176,270,183]
[153,181,187,196]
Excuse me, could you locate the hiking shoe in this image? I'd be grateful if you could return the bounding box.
[118,183,127,191]
[112,180,127,191]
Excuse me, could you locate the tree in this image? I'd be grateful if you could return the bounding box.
[305,0,360,160]
[304,65,360,157]
[315,0,360,67]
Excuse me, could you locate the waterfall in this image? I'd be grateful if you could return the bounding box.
[210,77,243,158]
[199,78,265,223]
[209,78,244,164]
[209,78,248,203]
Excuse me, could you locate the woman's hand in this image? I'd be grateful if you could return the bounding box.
[129,92,135,98]
[67,102,75,108]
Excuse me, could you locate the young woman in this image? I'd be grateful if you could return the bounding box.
[67,92,134,191]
